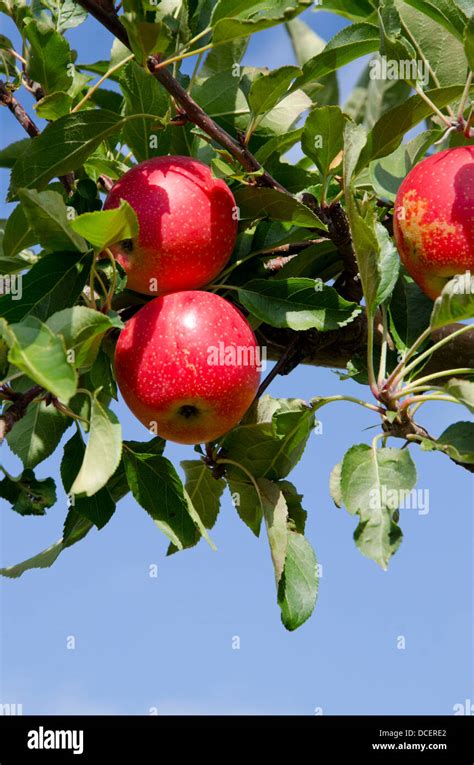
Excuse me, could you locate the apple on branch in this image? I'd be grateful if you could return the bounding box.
[394,145,474,299]
[103,155,238,295]
[114,291,261,444]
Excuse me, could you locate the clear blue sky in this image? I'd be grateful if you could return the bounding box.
[0,8,472,716]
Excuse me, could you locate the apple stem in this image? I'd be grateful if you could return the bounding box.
[400,394,461,411]
[311,395,384,414]
[377,305,389,388]
[414,83,453,129]
[384,327,432,391]
[391,368,474,398]
[396,325,473,383]
[366,312,379,398]
[457,71,473,123]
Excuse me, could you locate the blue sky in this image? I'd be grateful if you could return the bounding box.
[0,7,472,716]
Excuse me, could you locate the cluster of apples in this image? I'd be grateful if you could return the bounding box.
[107,156,261,444]
[107,145,474,445]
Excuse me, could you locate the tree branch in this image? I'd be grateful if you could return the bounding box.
[0,81,74,195]
[0,385,44,442]
[0,80,40,138]
[260,319,474,377]
[76,0,288,193]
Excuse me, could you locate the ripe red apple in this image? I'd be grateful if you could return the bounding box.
[393,145,474,299]
[103,155,238,295]
[115,291,261,444]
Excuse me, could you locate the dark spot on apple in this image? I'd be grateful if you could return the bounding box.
[121,238,134,252]
[178,404,199,419]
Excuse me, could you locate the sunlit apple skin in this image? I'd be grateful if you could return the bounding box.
[393,146,474,299]
[103,155,238,295]
[115,291,261,444]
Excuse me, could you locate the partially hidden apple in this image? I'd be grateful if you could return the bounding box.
[394,145,474,299]
[115,291,262,444]
[104,155,238,295]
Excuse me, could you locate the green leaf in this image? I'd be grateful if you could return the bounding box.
[61,430,115,529]
[234,187,327,228]
[181,459,225,532]
[120,60,170,162]
[0,251,92,324]
[121,18,171,63]
[202,37,248,75]
[46,306,123,370]
[339,445,417,569]
[222,396,315,481]
[343,197,379,316]
[211,0,311,43]
[236,278,362,331]
[343,119,368,186]
[389,272,434,351]
[301,105,345,177]
[369,129,442,201]
[465,16,474,71]
[70,200,139,251]
[6,396,70,469]
[397,4,468,88]
[260,477,288,583]
[0,468,56,516]
[55,0,88,32]
[24,18,72,94]
[18,189,87,252]
[123,450,201,550]
[402,0,467,41]
[430,274,474,329]
[292,23,380,90]
[374,223,400,306]
[248,65,300,117]
[226,468,263,535]
[285,18,339,103]
[1,316,77,403]
[0,138,30,169]
[254,128,303,164]
[34,92,73,120]
[443,379,474,413]
[356,85,471,172]
[9,110,124,198]
[420,422,474,464]
[0,510,93,579]
[313,0,375,21]
[278,528,318,631]
[3,203,36,259]
[69,394,121,496]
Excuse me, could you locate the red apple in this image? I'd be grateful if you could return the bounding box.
[394,145,474,299]
[115,291,262,444]
[103,155,238,295]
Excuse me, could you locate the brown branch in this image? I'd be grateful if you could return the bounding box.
[76,0,288,193]
[0,80,40,138]
[260,319,474,376]
[147,57,288,193]
[0,81,74,195]
[302,194,362,303]
[0,385,44,442]
[382,410,474,474]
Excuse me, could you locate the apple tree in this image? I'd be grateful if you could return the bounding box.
[0,0,473,630]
